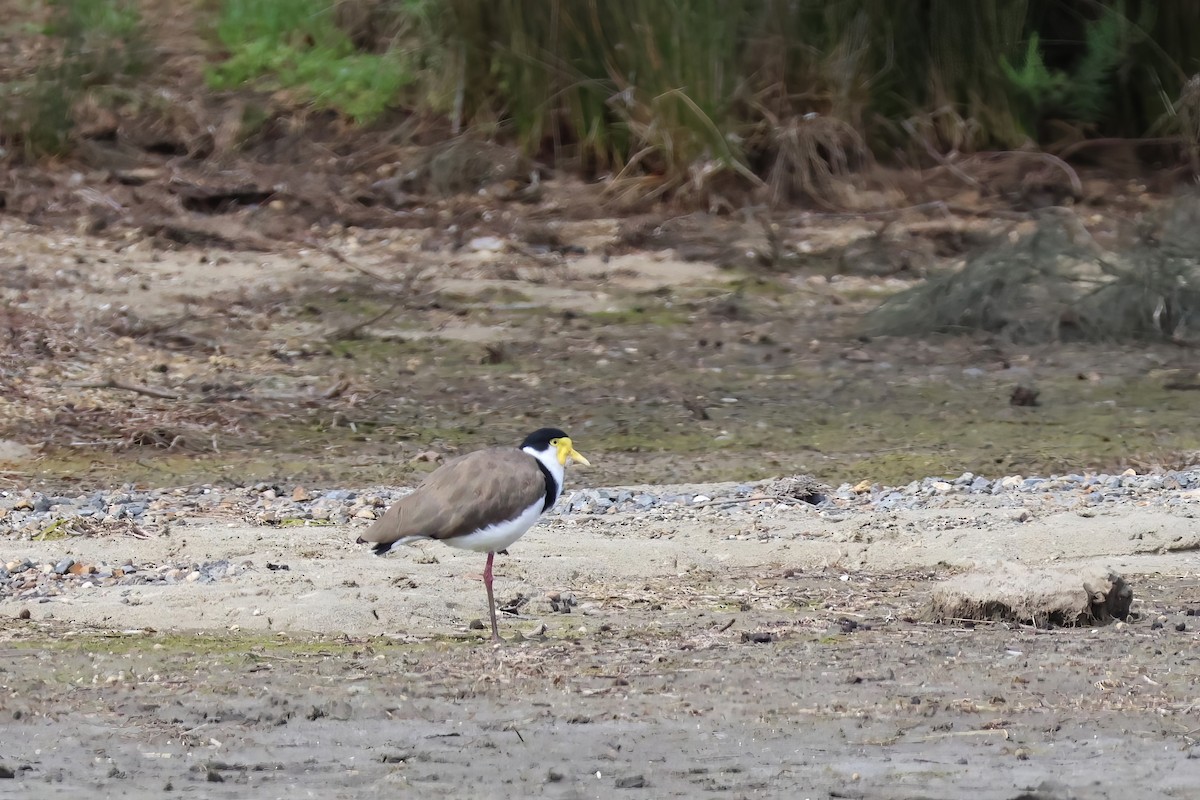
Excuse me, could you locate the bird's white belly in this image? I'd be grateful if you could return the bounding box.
[443,498,545,553]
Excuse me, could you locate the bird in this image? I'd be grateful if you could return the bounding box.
[356,427,590,642]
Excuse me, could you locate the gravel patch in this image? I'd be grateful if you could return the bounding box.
[4,467,1199,605]
[3,467,1199,543]
[1,556,252,603]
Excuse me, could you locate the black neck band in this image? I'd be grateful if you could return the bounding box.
[535,460,559,511]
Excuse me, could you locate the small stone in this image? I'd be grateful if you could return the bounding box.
[1176,621,1187,632]
[0,765,13,778]
[185,571,201,583]
[468,235,505,252]
[206,768,224,782]
[17,608,30,620]
[468,619,485,630]
[615,774,646,789]
[355,508,377,520]
[292,486,311,502]
[547,768,564,783]
[54,558,74,575]
[692,494,712,504]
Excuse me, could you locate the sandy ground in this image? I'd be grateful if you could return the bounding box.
[2,486,1199,799]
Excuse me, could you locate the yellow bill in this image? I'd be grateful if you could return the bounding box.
[555,437,590,466]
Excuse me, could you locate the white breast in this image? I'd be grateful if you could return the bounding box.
[442,497,546,553]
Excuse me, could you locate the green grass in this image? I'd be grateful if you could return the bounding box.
[206,0,419,123]
[430,1,1200,201]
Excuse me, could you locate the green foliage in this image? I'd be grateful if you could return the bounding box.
[9,0,1200,192]
[1001,33,1071,118]
[45,0,150,84]
[0,0,148,158]
[1068,3,1130,121]
[207,0,419,123]
[1001,5,1133,136]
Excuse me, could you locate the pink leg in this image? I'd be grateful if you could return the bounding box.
[483,551,501,642]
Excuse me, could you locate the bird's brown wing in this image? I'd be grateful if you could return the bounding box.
[357,448,548,546]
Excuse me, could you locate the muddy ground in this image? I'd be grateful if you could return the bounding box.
[3,98,1200,797]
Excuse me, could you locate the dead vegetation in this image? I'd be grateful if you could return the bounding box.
[866,195,1200,344]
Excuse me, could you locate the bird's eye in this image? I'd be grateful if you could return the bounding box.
[549,438,559,446]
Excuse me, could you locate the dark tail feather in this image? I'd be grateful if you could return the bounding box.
[356,537,393,556]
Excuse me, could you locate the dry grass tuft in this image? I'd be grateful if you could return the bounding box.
[758,114,868,208]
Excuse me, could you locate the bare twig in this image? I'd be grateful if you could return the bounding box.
[310,243,391,284]
[977,150,1083,199]
[1056,136,1184,161]
[801,201,956,221]
[71,378,180,400]
[690,493,811,509]
[903,120,985,193]
[325,300,403,341]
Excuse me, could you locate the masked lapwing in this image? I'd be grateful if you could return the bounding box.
[356,428,590,642]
